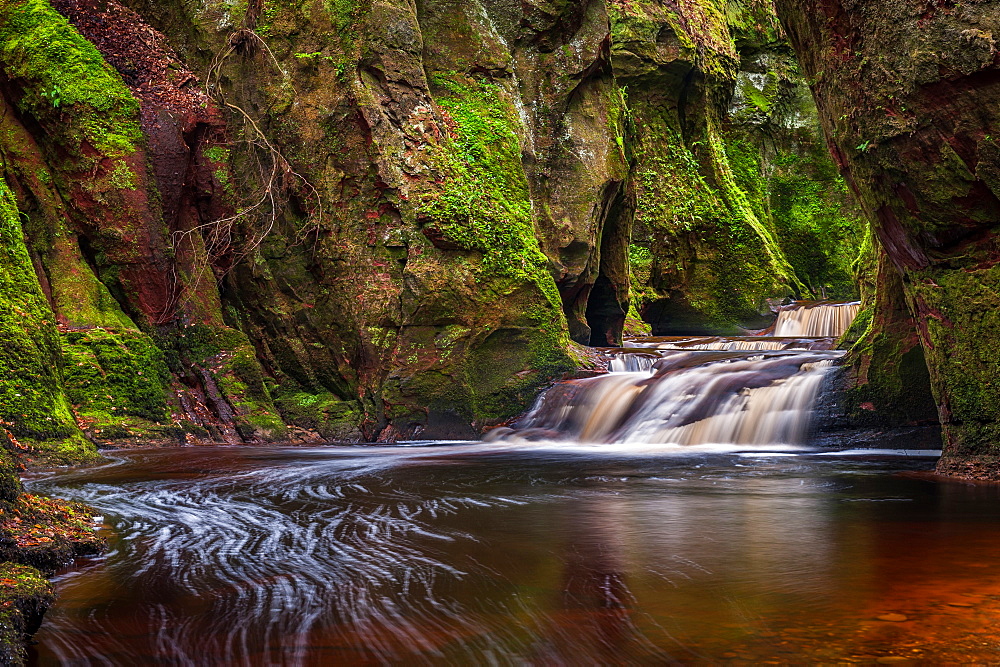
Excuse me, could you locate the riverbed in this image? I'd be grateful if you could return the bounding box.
[24,443,1000,664]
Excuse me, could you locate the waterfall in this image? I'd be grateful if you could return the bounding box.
[621,336,834,352]
[494,301,859,448]
[773,301,861,337]
[608,352,658,372]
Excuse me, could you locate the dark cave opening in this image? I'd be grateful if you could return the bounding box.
[585,274,625,346]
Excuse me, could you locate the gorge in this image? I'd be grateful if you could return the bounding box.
[1,0,999,661]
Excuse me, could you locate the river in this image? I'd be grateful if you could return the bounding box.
[26,444,1000,665]
[28,302,1000,664]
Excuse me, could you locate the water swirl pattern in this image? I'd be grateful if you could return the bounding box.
[28,301,912,665]
[30,445,1000,665]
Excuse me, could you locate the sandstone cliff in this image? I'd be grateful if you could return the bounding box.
[0,0,862,460]
[777,0,1000,474]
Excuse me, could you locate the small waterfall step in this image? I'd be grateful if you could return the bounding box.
[492,301,861,448]
[773,300,861,337]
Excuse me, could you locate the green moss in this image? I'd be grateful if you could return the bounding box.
[0,0,142,158]
[761,142,864,298]
[615,0,866,335]
[107,160,137,190]
[910,263,1000,455]
[0,0,156,335]
[0,494,103,662]
[157,324,287,441]
[629,121,792,328]
[0,447,21,505]
[846,329,937,426]
[156,324,248,370]
[723,0,783,44]
[609,0,738,79]
[203,145,237,197]
[216,344,288,441]
[325,0,361,36]
[839,238,937,429]
[273,390,360,440]
[44,244,137,331]
[466,299,577,424]
[0,174,91,461]
[61,328,171,440]
[203,146,228,163]
[0,563,52,665]
[840,305,873,347]
[708,123,798,285]
[421,73,563,308]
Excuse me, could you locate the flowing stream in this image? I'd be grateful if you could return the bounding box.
[493,301,861,449]
[30,301,1000,664]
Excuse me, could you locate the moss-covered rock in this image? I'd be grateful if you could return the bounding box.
[103,0,591,438]
[0,0,873,446]
[0,0,141,158]
[272,390,362,441]
[0,493,103,573]
[156,324,288,443]
[0,0,179,326]
[777,0,1000,472]
[0,172,94,462]
[0,563,52,666]
[61,327,175,442]
[0,493,104,664]
[613,0,864,335]
[840,236,937,428]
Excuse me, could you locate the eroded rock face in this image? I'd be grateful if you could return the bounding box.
[2,0,634,444]
[776,0,1000,469]
[615,0,864,335]
[0,0,866,448]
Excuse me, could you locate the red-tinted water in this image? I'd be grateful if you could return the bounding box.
[24,445,1000,665]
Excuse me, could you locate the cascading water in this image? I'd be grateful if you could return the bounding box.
[495,301,860,449]
[29,302,960,666]
[773,300,861,337]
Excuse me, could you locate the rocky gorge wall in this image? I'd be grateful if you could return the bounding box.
[776,0,1000,475]
[616,1,864,335]
[0,0,868,471]
[0,0,966,656]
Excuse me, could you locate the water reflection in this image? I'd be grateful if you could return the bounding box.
[24,446,1000,664]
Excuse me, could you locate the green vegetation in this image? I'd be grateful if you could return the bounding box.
[610,0,738,79]
[0,175,93,461]
[216,344,288,441]
[0,563,52,665]
[158,325,286,442]
[272,390,360,440]
[0,0,141,158]
[629,121,792,329]
[912,264,1000,456]
[0,0,869,451]
[619,0,865,333]
[61,328,171,440]
[417,72,576,421]
[422,73,563,308]
[726,136,863,299]
[0,493,103,664]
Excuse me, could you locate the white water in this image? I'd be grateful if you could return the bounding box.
[621,336,833,352]
[773,301,861,337]
[500,302,859,448]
